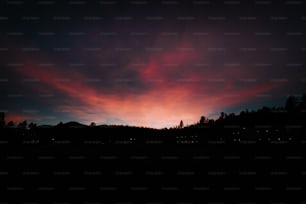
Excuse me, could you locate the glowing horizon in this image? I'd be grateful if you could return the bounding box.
[1,1,305,128]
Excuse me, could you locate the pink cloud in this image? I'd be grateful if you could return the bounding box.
[9,40,282,128]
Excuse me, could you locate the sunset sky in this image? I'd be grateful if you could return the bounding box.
[1,0,306,128]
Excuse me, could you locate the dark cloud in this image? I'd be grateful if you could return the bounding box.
[0,0,305,127]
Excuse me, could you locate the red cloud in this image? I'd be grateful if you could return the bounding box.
[5,113,43,124]
[9,41,281,128]
[5,114,27,123]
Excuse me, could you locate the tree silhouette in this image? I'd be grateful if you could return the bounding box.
[300,94,306,110]
[199,116,206,124]
[219,112,227,120]
[179,120,184,129]
[18,120,27,129]
[7,121,14,128]
[0,112,4,128]
[285,96,297,112]
[29,122,37,130]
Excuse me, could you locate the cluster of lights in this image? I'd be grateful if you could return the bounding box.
[176,135,199,144]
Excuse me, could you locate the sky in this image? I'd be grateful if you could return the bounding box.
[0,0,306,128]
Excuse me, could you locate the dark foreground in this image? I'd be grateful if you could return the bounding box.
[1,126,306,203]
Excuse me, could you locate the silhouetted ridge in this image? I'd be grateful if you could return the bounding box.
[0,95,306,144]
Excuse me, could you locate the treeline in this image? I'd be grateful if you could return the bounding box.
[176,94,306,129]
[0,95,306,130]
